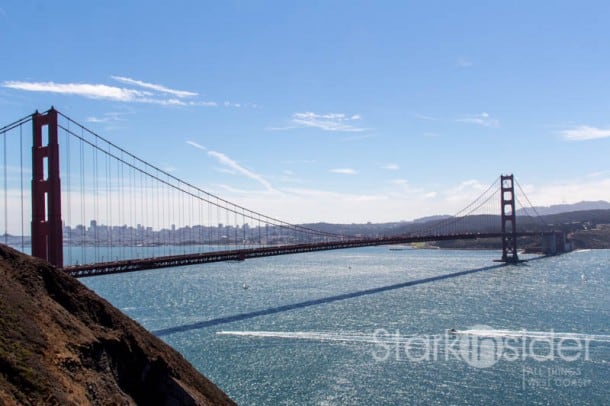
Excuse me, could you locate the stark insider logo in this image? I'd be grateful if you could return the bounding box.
[371,324,591,368]
[457,324,504,368]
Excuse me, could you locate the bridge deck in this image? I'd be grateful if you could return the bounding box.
[63,232,542,278]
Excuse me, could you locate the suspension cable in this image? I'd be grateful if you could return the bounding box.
[515,178,548,227]
[57,111,342,239]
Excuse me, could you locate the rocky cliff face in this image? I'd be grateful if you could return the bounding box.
[0,244,235,405]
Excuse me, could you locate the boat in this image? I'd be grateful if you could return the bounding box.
[242,282,249,290]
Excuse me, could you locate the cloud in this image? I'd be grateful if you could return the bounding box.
[455,179,485,192]
[272,112,366,132]
[2,80,147,102]
[330,168,358,175]
[85,111,127,123]
[111,76,197,98]
[281,159,316,164]
[442,178,489,204]
[587,170,610,178]
[285,187,386,202]
[207,150,275,191]
[410,112,436,121]
[457,57,473,68]
[185,140,207,151]
[2,78,224,107]
[515,176,610,208]
[389,179,408,185]
[341,133,379,142]
[193,101,219,107]
[382,163,399,170]
[561,125,610,141]
[457,112,499,128]
[187,141,274,191]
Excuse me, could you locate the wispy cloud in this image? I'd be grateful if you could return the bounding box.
[207,150,274,191]
[1,77,226,107]
[457,112,499,128]
[85,111,127,123]
[281,159,317,164]
[330,168,358,175]
[272,112,366,132]
[561,125,610,141]
[457,57,473,68]
[410,112,436,121]
[294,112,365,132]
[111,76,197,98]
[185,140,207,151]
[456,179,485,191]
[2,80,147,102]
[587,170,610,178]
[382,163,399,170]
[341,133,379,142]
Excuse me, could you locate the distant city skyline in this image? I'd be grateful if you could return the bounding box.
[2,2,610,223]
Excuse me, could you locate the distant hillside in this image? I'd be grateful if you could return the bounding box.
[303,209,610,249]
[412,215,452,224]
[0,244,234,405]
[516,200,610,216]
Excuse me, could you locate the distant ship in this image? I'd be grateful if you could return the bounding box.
[389,245,411,251]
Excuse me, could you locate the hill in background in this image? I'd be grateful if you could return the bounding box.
[516,200,610,216]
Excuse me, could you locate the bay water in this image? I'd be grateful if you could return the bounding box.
[82,247,609,405]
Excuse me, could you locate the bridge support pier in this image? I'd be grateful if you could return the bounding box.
[500,174,519,263]
[31,108,63,268]
[542,231,572,255]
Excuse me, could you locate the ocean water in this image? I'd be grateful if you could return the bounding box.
[82,247,610,405]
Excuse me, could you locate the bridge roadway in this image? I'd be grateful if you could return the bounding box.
[63,232,543,278]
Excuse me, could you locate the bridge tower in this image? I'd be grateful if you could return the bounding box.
[500,174,518,263]
[31,108,63,268]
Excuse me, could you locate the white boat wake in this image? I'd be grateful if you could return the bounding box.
[217,330,434,344]
[456,328,610,343]
[217,329,610,344]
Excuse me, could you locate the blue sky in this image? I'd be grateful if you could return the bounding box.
[1,1,610,223]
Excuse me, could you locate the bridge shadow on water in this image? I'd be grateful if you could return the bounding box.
[153,261,516,337]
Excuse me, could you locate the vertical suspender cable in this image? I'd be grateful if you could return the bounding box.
[79,136,85,264]
[3,132,7,244]
[140,168,145,249]
[208,194,212,247]
[20,124,24,251]
[93,139,98,262]
[106,148,112,255]
[118,153,123,260]
[65,127,72,265]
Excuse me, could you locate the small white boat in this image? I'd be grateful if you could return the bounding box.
[242,282,250,290]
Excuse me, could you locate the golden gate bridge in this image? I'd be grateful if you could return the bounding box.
[1,108,567,278]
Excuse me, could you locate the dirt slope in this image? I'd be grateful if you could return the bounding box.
[0,244,235,405]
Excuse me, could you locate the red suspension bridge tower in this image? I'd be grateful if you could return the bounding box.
[500,174,519,263]
[31,108,63,268]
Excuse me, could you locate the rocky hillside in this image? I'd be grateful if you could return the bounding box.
[0,244,235,405]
